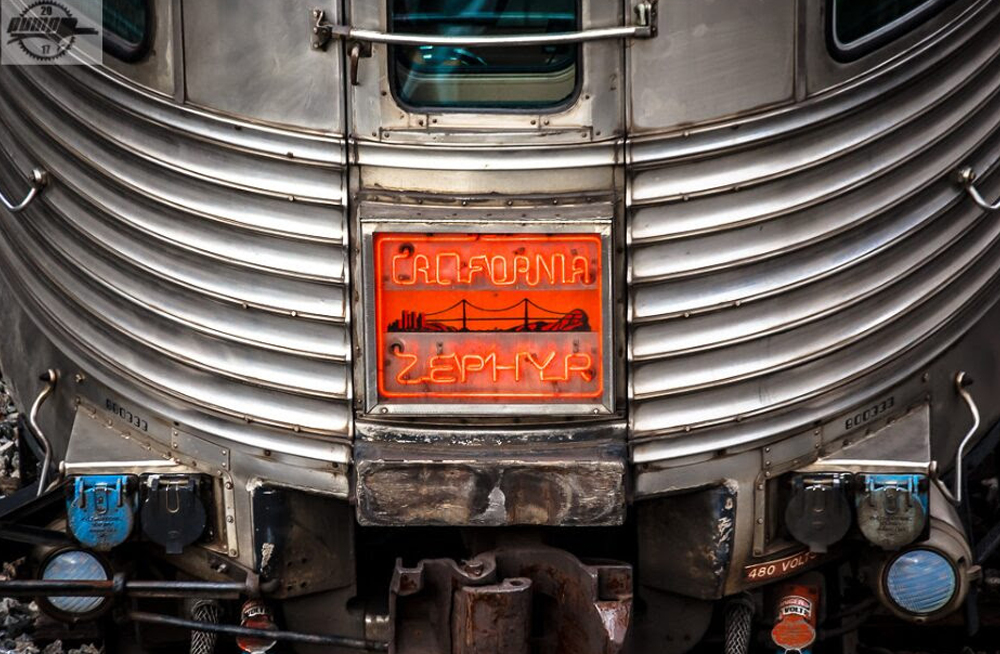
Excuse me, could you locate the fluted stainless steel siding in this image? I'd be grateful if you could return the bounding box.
[628,2,1000,459]
[0,62,351,442]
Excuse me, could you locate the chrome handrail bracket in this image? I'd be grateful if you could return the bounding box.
[0,167,48,214]
[955,166,1000,212]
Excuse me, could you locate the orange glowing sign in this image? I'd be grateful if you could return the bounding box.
[373,233,606,407]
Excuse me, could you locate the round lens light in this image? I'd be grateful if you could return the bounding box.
[41,550,109,616]
[885,549,957,615]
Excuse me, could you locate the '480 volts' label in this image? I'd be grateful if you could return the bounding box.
[743,550,820,583]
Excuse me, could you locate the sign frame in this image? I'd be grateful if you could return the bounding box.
[360,219,614,416]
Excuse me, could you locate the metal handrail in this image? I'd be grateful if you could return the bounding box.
[939,371,979,506]
[28,369,58,497]
[0,167,48,214]
[346,25,650,47]
[955,167,1000,212]
[312,4,656,50]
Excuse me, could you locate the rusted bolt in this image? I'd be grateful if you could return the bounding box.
[463,560,485,576]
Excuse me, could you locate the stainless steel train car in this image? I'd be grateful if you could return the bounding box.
[1,0,999,652]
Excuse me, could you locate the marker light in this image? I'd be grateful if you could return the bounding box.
[40,549,110,620]
[884,549,957,615]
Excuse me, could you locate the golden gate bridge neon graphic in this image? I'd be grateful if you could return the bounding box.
[387,298,591,333]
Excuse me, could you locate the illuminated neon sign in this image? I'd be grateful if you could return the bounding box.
[372,233,607,407]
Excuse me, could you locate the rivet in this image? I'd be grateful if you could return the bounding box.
[756,518,764,524]
[227,516,234,524]
[229,549,238,556]
[225,481,234,490]
[764,471,772,478]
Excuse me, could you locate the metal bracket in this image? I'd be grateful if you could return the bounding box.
[311,9,345,51]
[0,167,48,214]
[636,1,658,38]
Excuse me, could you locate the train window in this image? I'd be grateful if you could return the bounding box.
[103,0,151,62]
[390,0,579,110]
[830,0,956,59]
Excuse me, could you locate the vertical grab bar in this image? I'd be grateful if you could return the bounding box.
[29,369,59,497]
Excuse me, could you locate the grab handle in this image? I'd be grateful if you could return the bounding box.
[938,372,979,506]
[0,167,48,214]
[955,167,1000,212]
[312,4,656,51]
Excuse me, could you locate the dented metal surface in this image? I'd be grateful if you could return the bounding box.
[637,484,738,600]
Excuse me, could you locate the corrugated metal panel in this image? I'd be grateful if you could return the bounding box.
[0,63,351,441]
[627,3,1000,458]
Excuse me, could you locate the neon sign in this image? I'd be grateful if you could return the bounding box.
[373,233,605,405]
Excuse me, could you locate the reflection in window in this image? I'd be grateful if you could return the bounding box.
[832,0,955,52]
[103,0,150,61]
[391,0,579,110]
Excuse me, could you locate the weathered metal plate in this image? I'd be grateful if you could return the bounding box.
[363,226,613,415]
[354,442,626,526]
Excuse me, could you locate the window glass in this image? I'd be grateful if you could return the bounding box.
[390,0,579,110]
[103,0,150,61]
[832,0,954,53]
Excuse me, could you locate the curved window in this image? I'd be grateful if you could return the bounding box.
[830,0,957,60]
[390,0,579,110]
[103,0,150,62]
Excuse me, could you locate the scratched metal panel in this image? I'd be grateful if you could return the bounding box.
[182,0,345,131]
[626,0,795,133]
[627,2,1000,460]
[0,60,351,444]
